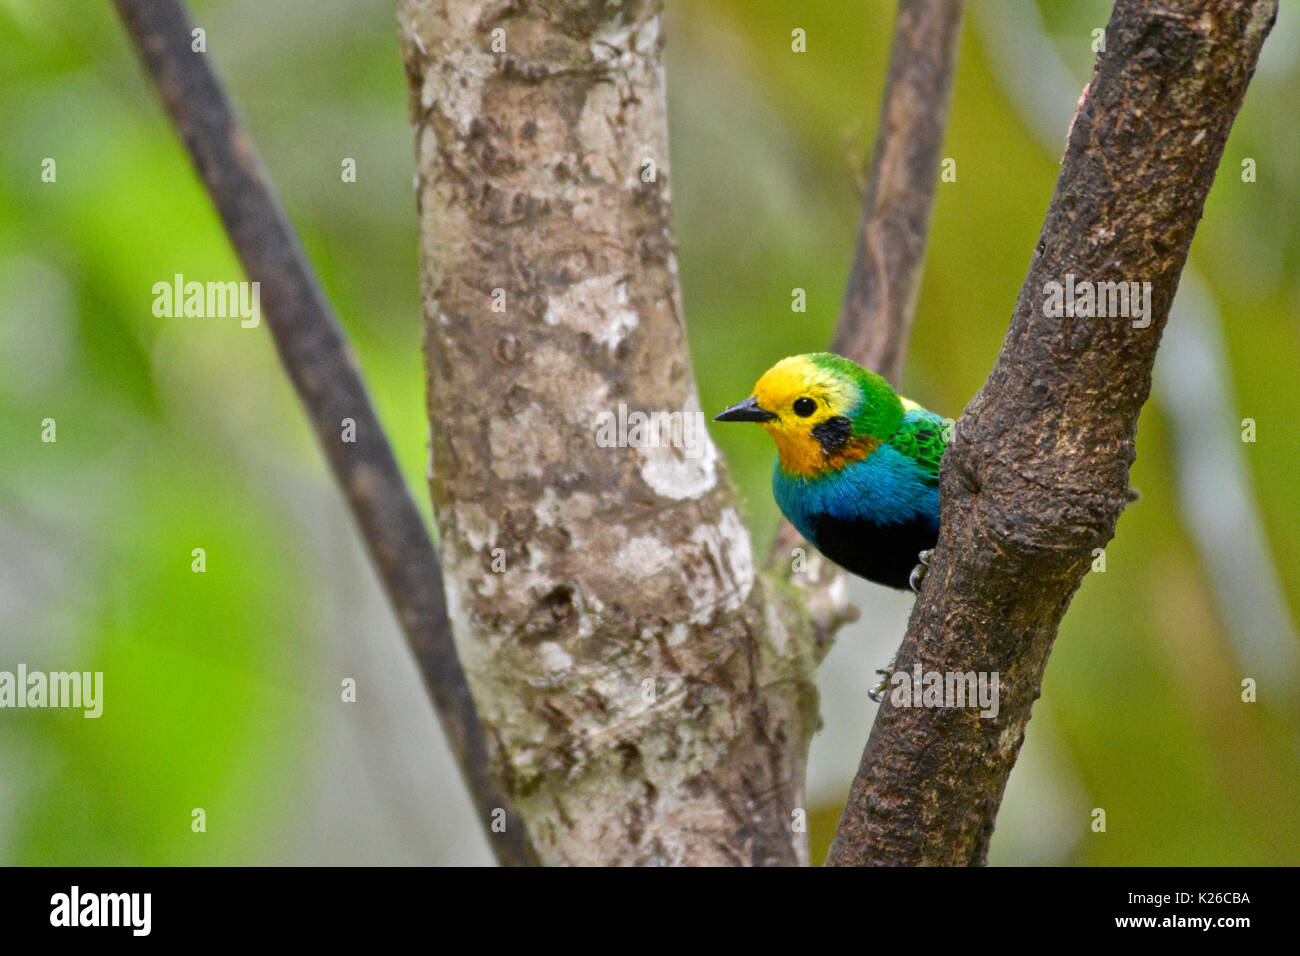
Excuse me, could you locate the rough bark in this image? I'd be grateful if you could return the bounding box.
[398,0,820,865]
[113,0,534,866]
[768,0,965,650]
[827,0,1278,866]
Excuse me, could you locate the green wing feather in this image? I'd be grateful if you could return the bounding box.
[887,404,948,481]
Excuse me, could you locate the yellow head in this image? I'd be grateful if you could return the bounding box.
[714,353,903,477]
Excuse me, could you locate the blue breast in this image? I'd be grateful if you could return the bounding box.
[772,445,940,547]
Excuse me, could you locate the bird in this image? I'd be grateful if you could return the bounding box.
[713,351,947,592]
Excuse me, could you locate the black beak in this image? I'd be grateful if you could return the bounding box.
[714,396,777,423]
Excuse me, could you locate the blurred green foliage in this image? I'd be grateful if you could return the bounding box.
[1,0,1296,864]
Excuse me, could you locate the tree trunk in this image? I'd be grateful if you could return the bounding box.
[397,0,820,865]
[828,0,1279,866]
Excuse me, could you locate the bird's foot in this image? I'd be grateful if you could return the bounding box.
[868,656,897,703]
[908,549,934,594]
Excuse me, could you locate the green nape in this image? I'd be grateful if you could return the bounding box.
[805,351,906,441]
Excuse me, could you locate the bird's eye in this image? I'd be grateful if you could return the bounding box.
[793,397,816,417]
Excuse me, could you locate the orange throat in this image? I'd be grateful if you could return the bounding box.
[771,431,877,479]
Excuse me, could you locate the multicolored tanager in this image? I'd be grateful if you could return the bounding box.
[714,352,947,591]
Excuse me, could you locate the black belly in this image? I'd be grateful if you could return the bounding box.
[808,512,939,591]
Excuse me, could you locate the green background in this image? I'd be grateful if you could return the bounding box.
[1,0,1296,864]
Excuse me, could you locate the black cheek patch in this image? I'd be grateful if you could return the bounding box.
[811,416,852,454]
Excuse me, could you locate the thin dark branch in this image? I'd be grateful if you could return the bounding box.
[765,0,965,647]
[827,0,1277,866]
[112,0,535,865]
[831,0,965,387]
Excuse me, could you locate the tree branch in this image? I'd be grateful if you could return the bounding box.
[767,0,965,648]
[827,0,1278,866]
[112,0,535,865]
[832,0,965,386]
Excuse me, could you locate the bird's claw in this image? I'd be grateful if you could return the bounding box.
[908,549,934,594]
[868,657,897,703]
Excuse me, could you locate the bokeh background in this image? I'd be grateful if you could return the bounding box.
[2,0,1296,865]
